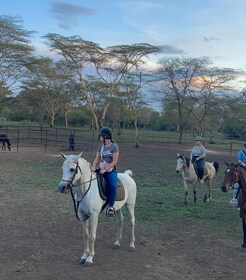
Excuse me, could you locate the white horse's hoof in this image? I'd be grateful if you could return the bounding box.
[83,261,93,267]
[112,244,121,249]
[79,258,86,265]
[128,246,135,252]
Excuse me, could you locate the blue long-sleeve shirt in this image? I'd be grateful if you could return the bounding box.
[190,145,206,160]
[238,149,246,167]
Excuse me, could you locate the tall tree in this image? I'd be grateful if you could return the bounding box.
[43,33,160,129]
[189,66,236,135]
[0,16,35,96]
[22,58,76,127]
[153,56,209,143]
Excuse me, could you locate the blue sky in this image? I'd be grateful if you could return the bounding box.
[1,0,246,88]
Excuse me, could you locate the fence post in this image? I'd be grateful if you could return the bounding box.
[55,128,58,143]
[17,130,20,152]
[229,143,232,159]
[44,130,48,152]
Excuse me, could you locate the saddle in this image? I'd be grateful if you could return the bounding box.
[192,161,208,179]
[96,173,125,201]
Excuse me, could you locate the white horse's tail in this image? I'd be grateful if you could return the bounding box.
[124,169,133,177]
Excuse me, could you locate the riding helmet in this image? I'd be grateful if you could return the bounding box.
[99,127,112,139]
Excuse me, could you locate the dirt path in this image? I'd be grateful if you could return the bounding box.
[0,144,245,280]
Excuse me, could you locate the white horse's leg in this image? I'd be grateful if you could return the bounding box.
[83,214,99,267]
[79,219,89,264]
[126,204,135,251]
[112,209,124,249]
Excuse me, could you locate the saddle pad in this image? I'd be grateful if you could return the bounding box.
[97,173,125,201]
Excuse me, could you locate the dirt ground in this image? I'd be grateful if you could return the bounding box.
[0,143,245,280]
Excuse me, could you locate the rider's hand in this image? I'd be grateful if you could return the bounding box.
[91,166,96,172]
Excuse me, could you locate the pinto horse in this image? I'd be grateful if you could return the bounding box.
[0,134,11,151]
[221,162,246,248]
[58,152,137,266]
[176,153,219,204]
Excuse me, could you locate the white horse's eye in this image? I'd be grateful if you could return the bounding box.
[70,168,75,172]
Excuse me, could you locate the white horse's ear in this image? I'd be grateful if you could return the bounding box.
[73,152,83,163]
[61,153,67,159]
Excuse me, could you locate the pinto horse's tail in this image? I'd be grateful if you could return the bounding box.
[124,170,133,177]
[212,162,219,174]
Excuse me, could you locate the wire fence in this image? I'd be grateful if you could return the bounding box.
[0,125,245,158]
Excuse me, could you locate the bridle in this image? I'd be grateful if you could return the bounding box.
[61,162,96,220]
[178,155,189,171]
[226,166,240,186]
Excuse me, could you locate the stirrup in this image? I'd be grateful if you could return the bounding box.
[106,207,115,217]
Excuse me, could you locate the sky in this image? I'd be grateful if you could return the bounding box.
[1,0,246,89]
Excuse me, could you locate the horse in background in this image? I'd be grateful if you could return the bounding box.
[176,153,219,204]
[58,152,137,266]
[221,162,246,248]
[0,134,11,151]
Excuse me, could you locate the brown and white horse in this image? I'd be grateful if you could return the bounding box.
[221,162,246,248]
[176,153,219,204]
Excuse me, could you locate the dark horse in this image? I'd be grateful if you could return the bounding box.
[221,162,246,248]
[0,134,11,151]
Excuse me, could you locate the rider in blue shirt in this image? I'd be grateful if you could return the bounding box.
[190,136,206,183]
[238,143,246,167]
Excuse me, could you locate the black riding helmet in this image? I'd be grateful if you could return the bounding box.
[98,127,112,139]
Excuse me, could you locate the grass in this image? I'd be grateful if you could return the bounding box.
[0,147,241,241]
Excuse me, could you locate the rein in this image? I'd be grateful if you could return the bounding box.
[62,162,96,220]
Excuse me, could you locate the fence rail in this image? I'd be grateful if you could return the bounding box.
[0,125,244,157]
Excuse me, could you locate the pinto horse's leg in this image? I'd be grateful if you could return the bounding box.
[183,181,189,205]
[126,204,136,251]
[83,214,99,266]
[192,184,197,203]
[203,179,212,203]
[112,209,124,249]
[80,219,89,264]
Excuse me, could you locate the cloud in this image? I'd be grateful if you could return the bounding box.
[157,45,185,55]
[203,36,220,42]
[49,1,95,31]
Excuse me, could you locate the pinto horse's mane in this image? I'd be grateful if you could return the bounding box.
[178,154,191,168]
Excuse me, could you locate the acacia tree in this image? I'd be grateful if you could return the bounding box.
[93,43,160,128]
[43,33,160,130]
[153,57,210,143]
[0,16,35,98]
[22,58,76,126]
[120,68,147,147]
[189,66,236,135]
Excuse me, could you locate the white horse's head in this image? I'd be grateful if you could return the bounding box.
[58,152,83,193]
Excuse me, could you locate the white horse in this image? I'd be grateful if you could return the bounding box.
[176,153,219,204]
[58,152,137,266]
